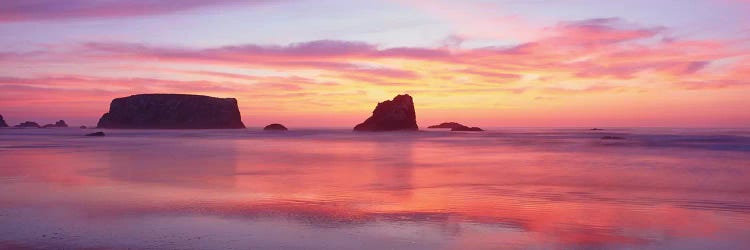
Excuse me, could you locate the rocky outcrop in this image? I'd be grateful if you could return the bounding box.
[0,115,7,127]
[42,120,68,128]
[86,131,105,136]
[14,121,40,128]
[428,122,466,129]
[601,136,625,140]
[80,126,87,129]
[354,94,418,131]
[263,123,288,131]
[97,94,245,129]
[451,125,484,131]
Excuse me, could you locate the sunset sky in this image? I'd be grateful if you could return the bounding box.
[1,0,749,127]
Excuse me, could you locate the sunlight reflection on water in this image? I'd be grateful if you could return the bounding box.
[0,128,749,249]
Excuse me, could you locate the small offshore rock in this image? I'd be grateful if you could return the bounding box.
[86,132,106,136]
[263,123,288,131]
[0,114,8,127]
[451,125,484,131]
[428,122,466,129]
[14,121,40,128]
[601,136,625,140]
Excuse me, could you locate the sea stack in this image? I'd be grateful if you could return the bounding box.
[354,94,418,131]
[97,94,245,129]
[0,115,7,127]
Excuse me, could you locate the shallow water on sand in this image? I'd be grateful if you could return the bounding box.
[0,128,749,249]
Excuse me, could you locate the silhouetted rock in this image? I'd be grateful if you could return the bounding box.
[451,125,484,131]
[591,128,605,131]
[97,94,245,129]
[263,123,288,131]
[80,126,87,129]
[86,131,105,136]
[0,115,7,127]
[428,122,466,129]
[354,94,418,131]
[601,136,625,140]
[42,120,68,128]
[14,121,40,128]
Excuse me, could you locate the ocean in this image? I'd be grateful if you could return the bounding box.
[1,128,749,249]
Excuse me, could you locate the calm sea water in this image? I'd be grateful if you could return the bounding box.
[0,128,749,249]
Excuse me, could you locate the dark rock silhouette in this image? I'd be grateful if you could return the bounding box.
[601,136,625,140]
[591,128,605,131]
[80,126,87,129]
[0,115,7,127]
[14,121,40,128]
[86,131,106,136]
[97,94,245,129]
[263,123,288,131]
[429,122,483,131]
[451,125,484,131]
[354,94,418,131]
[428,122,466,129]
[42,120,68,128]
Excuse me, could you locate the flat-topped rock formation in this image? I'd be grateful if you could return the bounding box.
[97,94,245,129]
[42,120,68,128]
[354,94,418,131]
[263,123,288,131]
[451,125,484,131]
[14,121,40,128]
[0,115,7,127]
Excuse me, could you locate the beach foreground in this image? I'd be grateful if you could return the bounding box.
[0,128,749,249]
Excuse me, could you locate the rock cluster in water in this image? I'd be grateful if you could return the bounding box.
[42,120,68,128]
[0,114,7,127]
[14,121,40,128]
[354,94,418,131]
[97,94,245,129]
[263,123,288,131]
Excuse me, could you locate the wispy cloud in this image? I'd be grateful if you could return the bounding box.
[0,0,280,22]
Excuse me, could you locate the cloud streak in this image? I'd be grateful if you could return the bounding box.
[0,0,280,22]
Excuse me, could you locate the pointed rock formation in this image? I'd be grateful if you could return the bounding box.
[42,120,68,128]
[14,121,40,128]
[97,94,245,129]
[0,115,7,127]
[354,94,418,131]
[263,123,288,131]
